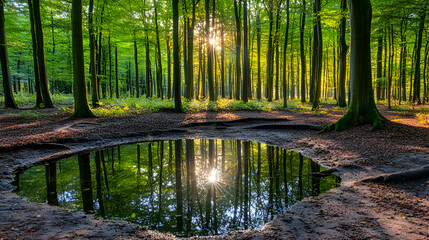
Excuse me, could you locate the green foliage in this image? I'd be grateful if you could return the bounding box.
[4,110,42,121]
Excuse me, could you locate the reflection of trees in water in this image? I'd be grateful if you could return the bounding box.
[18,139,340,237]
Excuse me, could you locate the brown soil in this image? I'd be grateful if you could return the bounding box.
[1,104,428,240]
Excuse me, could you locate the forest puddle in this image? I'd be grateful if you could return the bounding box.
[15,139,340,237]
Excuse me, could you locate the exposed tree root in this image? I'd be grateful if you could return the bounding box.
[247,124,323,131]
[360,165,429,183]
[323,104,387,132]
[181,117,289,128]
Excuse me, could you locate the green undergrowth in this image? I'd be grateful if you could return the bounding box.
[3,110,43,121]
[1,93,340,118]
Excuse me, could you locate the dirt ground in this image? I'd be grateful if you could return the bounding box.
[0,105,428,240]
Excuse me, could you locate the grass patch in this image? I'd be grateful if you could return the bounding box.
[4,110,42,121]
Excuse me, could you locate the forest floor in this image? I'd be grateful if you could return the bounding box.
[0,103,429,240]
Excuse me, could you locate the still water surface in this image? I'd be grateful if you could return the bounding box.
[16,139,340,237]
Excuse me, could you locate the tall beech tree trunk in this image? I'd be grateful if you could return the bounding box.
[155,6,163,99]
[266,0,274,101]
[311,0,323,110]
[28,0,42,107]
[234,0,241,100]
[300,0,306,103]
[71,0,94,118]
[33,0,54,108]
[173,0,182,112]
[376,35,383,100]
[206,0,215,101]
[337,0,348,107]
[0,0,16,108]
[115,46,119,98]
[282,0,290,108]
[134,39,139,97]
[242,0,249,102]
[88,0,98,107]
[167,36,172,99]
[256,11,261,100]
[324,0,385,131]
[221,25,225,98]
[412,9,426,104]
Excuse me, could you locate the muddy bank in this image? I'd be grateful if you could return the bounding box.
[1,108,428,239]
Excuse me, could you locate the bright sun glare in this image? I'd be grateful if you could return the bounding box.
[208,169,217,183]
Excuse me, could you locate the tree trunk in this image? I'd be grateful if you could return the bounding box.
[33,0,54,108]
[28,0,43,107]
[71,0,94,118]
[412,9,426,104]
[173,0,182,112]
[155,6,163,99]
[242,0,249,102]
[300,0,306,103]
[234,1,241,100]
[88,0,98,107]
[221,25,225,98]
[274,7,280,101]
[337,0,348,107]
[324,0,385,131]
[134,39,139,97]
[167,36,172,99]
[376,35,383,100]
[312,0,323,110]
[115,46,119,98]
[282,0,290,108]
[256,11,261,100]
[206,0,215,101]
[0,0,16,108]
[266,0,274,101]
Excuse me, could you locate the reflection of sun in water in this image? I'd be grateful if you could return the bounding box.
[208,169,217,183]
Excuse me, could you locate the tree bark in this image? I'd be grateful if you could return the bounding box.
[71,0,94,118]
[324,0,385,131]
[256,11,261,100]
[311,0,323,110]
[412,9,426,104]
[234,1,241,100]
[300,0,306,103]
[134,39,139,97]
[282,0,290,108]
[33,0,54,108]
[266,0,274,101]
[206,0,215,101]
[155,6,163,99]
[0,0,16,108]
[173,0,182,112]
[337,0,348,107]
[88,0,98,107]
[242,0,249,102]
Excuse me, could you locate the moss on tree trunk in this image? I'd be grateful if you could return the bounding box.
[324,0,386,132]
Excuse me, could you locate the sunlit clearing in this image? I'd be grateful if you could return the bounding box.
[208,169,217,183]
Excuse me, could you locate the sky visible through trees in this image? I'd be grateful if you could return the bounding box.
[0,0,428,121]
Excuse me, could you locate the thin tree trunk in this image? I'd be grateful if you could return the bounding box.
[167,36,172,98]
[413,9,426,104]
[234,1,241,100]
[300,0,306,103]
[173,0,182,111]
[155,6,163,99]
[33,0,54,108]
[282,0,290,108]
[337,0,348,107]
[312,0,323,110]
[0,0,16,108]
[242,0,249,102]
[256,11,261,100]
[134,39,139,97]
